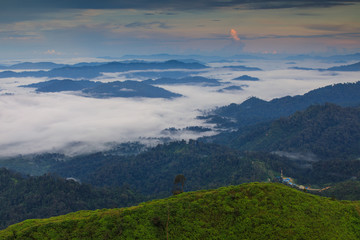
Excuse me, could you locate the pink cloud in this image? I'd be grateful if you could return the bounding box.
[230,28,240,41]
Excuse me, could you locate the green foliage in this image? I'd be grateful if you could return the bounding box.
[1,183,360,239]
[0,168,142,230]
[317,180,360,201]
[50,140,279,198]
[212,103,360,160]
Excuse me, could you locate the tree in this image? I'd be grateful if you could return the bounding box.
[173,174,186,195]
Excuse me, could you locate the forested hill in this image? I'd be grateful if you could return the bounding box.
[209,103,360,160]
[49,141,282,197]
[0,168,142,230]
[201,81,360,129]
[204,104,360,185]
[1,183,360,240]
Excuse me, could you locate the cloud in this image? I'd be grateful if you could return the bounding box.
[230,29,240,41]
[1,62,359,157]
[1,0,359,23]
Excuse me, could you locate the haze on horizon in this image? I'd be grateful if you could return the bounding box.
[0,0,359,60]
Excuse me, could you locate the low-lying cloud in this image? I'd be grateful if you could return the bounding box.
[0,60,359,157]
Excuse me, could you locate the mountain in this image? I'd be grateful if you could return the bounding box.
[81,81,182,98]
[204,104,360,185]
[285,53,360,62]
[21,80,182,98]
[0,168,142,230]
[200,81,360,129]
[21,79,101,92]
[0,62,66,70]
[217,85,245,92]
[124,70,200,79]
[143,76,221,86]
[223,65,262,71]
[0,60,208,79]
[233,75,259,81]
[1,183,360,239]
[290,61,360,71]
[327,61,360,71]
[209,104,360,159]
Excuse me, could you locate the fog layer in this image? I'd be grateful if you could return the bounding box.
[0,60,358,156]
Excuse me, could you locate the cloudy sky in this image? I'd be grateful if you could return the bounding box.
[1,0,360,59]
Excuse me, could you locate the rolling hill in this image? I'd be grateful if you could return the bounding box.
[1,183,360,239]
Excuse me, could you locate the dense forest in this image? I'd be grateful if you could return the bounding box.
[1,183,360,239]
[49,141,283,197]
[0,168,142,230]
[208,103,360,159]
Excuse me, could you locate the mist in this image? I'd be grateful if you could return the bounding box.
[0,59,359,157]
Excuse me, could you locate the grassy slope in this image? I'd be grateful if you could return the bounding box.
[1,183,360,239]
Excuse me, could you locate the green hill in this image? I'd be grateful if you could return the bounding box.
[210,103,360,159]
[1,183,360,239]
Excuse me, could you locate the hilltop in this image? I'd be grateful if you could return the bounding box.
[1,183,360,239]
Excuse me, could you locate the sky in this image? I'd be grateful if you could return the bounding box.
[0,0,360,60]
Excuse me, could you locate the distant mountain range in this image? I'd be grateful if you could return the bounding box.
[123,70,201,79]
[0,60,208,79]
[327,61,360,71]
[290,61,360,71]
[21,79,182,99]
[21,79,100,92]
[0,62,66,70]
[82,81,182,98]
[286,52,360,63]
[223,65,262,71]
[143,76,221,86]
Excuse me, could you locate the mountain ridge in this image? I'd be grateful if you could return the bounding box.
[201,81,360,129]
